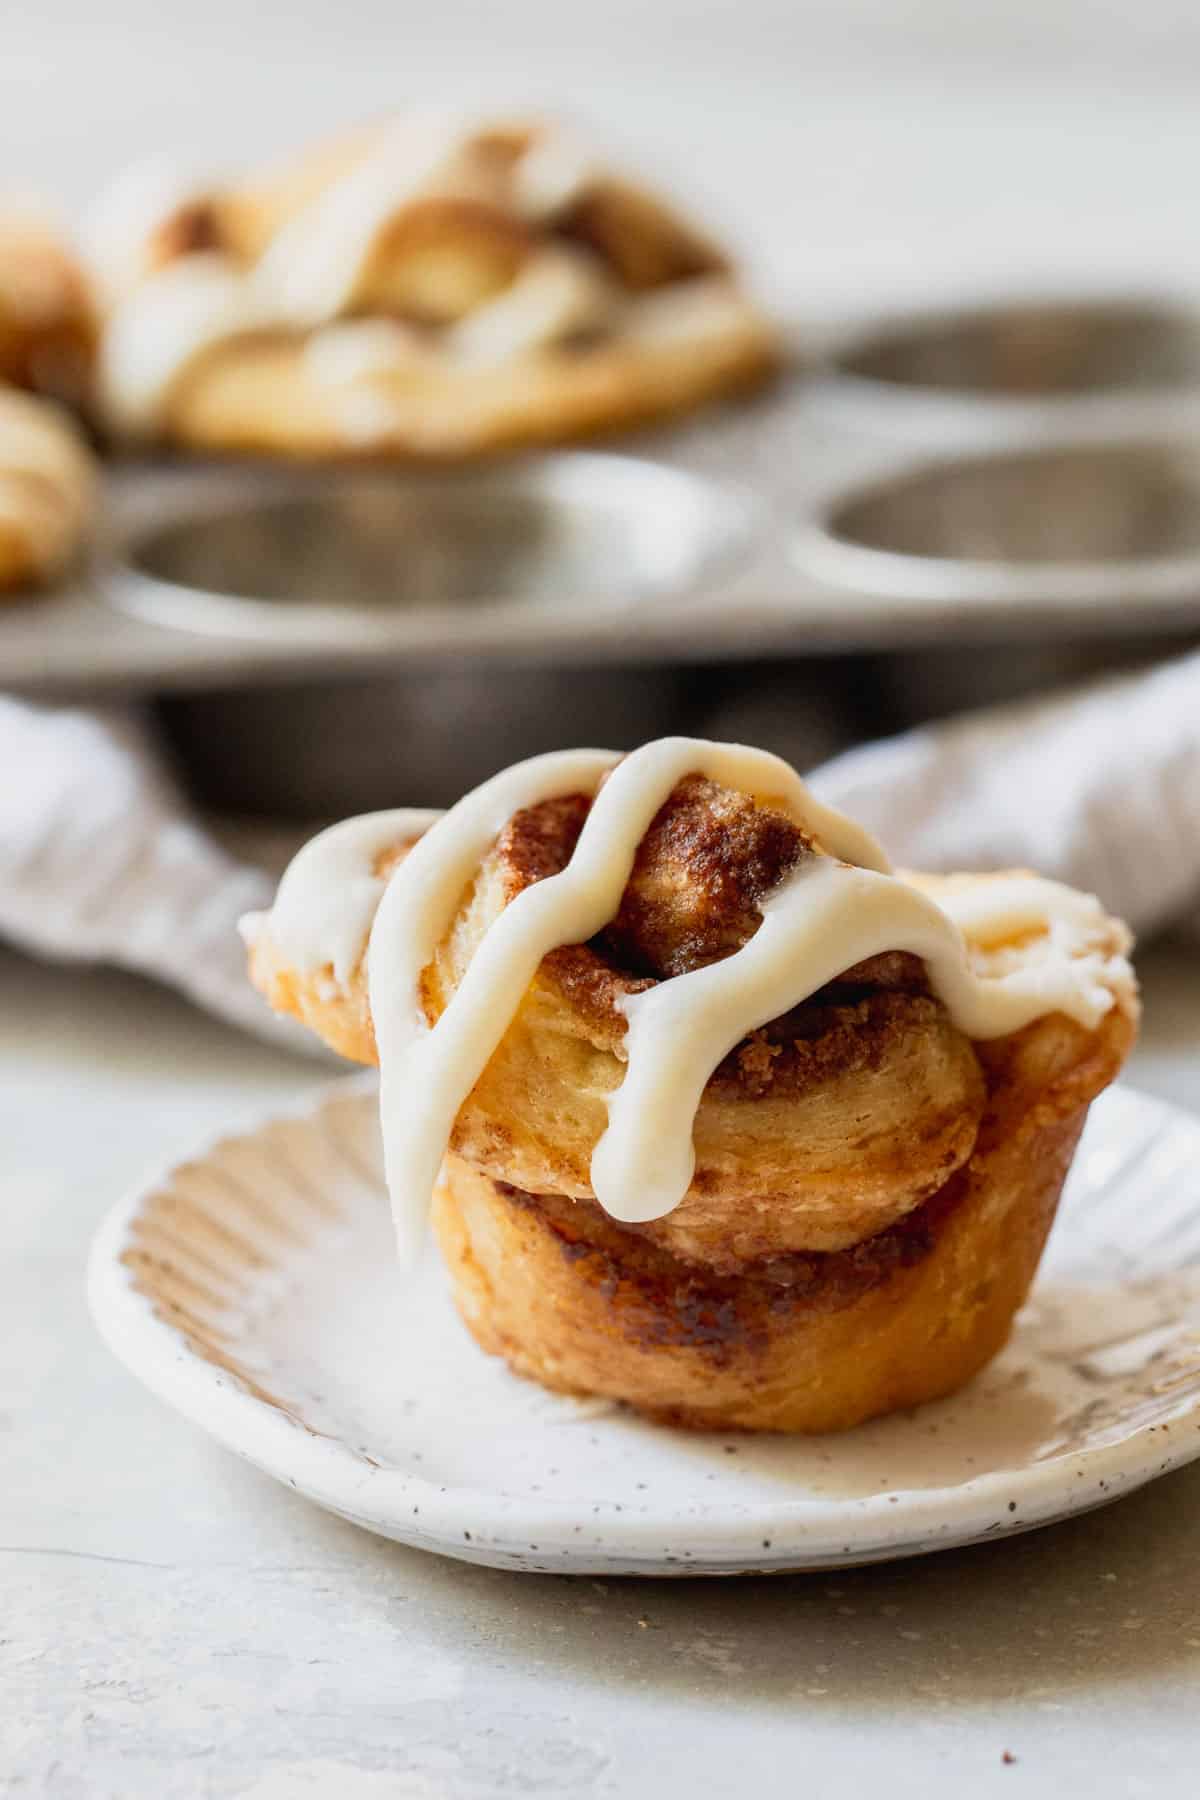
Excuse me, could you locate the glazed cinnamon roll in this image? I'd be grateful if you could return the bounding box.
[244,740,1137,1432]
[86,115,777,458]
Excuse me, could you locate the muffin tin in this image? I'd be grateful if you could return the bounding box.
[814,297,1200,440]
[797,437,1200,616]
[6,294,1200,708]
[108,455,759,645]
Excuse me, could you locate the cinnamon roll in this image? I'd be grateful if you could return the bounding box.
[0,209,95,405]
[0,387,95,593]
[0,211,97,591]
[243,740,1137,1432]
[87,115,777,458]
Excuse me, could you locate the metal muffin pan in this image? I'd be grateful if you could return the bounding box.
[812,295,1200,442]
[7,293,1200,704]
[794,435,1200,616]
[107,454,760,644]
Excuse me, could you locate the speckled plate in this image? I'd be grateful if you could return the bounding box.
[88,1076,1200,1576]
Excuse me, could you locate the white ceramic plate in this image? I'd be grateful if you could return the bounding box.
[89,1077,1200,1576]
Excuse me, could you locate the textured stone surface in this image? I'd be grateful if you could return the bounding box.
[4,942,1200,1797]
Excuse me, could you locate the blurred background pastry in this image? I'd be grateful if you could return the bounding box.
[0,210,96,592]
[86,114,777,458]
[0,388,95,593]
[0,207,95,407]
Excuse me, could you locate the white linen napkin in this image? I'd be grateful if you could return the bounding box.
[0,696,315,1053]
[2,650,1197,1050]
[811,647,1200,941]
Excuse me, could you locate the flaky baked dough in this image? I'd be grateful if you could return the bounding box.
[0,213,96,592]
[0,388,95,593]
[0,212,94,401]
[164,298,775,459]
[434,996,1127,1432]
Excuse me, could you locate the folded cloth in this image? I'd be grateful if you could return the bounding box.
[0,696,315,1053]
[812,647,1200,942]
[2,653,1197,1048]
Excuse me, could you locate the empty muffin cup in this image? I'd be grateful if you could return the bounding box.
[103,454,756,643]
[795,437,1200,620]
[817,299,1200,437]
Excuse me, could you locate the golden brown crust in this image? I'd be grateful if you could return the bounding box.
[162,292,776,460]
[434,997,1134,1431]
[145,200,225,273]
[0,214,95,403]
[595,773,813,979]
[558,177,726,290]
[351,198,533,323]
[0,389,96,594]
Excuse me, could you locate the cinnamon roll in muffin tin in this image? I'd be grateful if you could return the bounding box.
[104,455,758,643]
[10,392,1200,702]
[9,168,1200,694]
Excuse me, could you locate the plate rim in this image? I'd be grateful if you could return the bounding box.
[87,1076,1200,1572]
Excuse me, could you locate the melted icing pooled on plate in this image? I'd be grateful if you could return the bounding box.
[249,737,1134,1263]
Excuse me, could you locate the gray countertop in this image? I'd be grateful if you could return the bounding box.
[3,938,1199,1797]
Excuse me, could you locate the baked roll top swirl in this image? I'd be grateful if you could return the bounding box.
[86,114,777,458]
[244,738,1136,1432]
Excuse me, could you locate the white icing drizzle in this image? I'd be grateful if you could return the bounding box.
[81,155,211,304]
[510,130,597,221]
[448,244,617,364]
[596,861,1130,1220]
[930,873,1115,945]
[303,318,432,388]
[250,111,483,327]
[249,738,1133,1266]
[241,807,440,988]
[97,252,261,433]
[621,273,754,348]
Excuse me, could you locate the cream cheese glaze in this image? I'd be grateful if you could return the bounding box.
[244,738,1134,1262]
[448,245,618,364]
[248,111,487,328]
[247,807,441,989]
